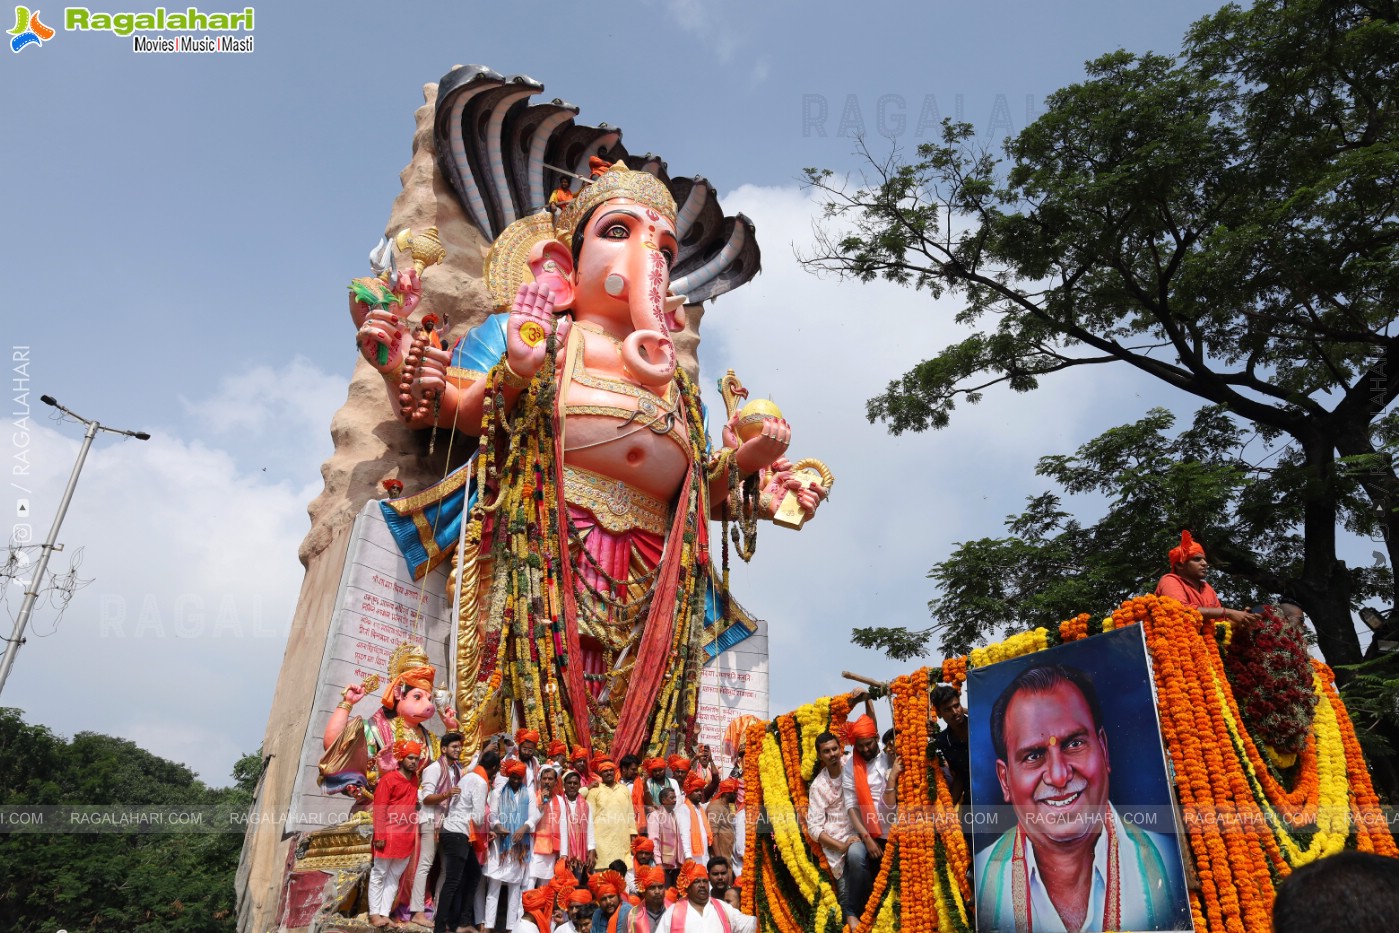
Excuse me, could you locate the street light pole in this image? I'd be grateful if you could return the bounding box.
[0,396,149,697]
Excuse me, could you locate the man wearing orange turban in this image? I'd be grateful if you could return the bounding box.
[633,758,677,828]
[591,757,635,871]
[1155,529,1261,626]
[506,728,541,793]
[590,869,631,933]
[628,866,670,933]
[484,755,539,931]
[520,884,556,931]
[369,740,423,926]
[675,771,710,866]
[704,778,740,871]
[842,713,892,932]
[656,855,756,933]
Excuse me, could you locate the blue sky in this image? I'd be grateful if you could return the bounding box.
[6,0,1347,786]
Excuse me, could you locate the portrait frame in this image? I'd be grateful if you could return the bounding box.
[966,624,1193,932]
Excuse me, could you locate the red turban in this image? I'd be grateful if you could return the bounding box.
[682,771,706,794]
[567,889,593,906]
[593,757,616,774]
[382,665,435,710]
[677,861,708,893]
[645,757,668,774]
[636,866,667,890]
[516,728,541,745]
[717,778,740,797]
[501,759,527,779]
[668,755,691,772]
[1169,529,1206,568]
[547,739,567,757]
[570,745,588,761]
[391,739,423,761]
[632,836,655,854]
[846,715,879,743]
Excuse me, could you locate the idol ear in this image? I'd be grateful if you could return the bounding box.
[528,240,576,310]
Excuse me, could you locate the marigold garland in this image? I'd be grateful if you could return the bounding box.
[744,594,1394,933]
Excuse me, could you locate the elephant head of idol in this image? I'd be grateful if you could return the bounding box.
[528,163,685,391]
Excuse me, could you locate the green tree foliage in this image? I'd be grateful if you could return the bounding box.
[851,406,1392,660]
[0,708,262,933]
[806,0,1399,672]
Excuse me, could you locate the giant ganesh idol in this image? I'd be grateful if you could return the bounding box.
[345,65,828,761]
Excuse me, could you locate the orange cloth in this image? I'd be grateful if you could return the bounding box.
[668,755,690,773]
[548,739,568,757]
[852,753,881,839]
[517,728,542,745]
[716,778,739,797]
[632,836,655,854]
[1156,573,1223,611]
[549,186,575,206]
[521,886,555,931]
[594,758,616,774]
[535,792,563,855]
[589,155,611,178]
[502,759,527,779]
[568,889,593,905]
[683,797,709,858]
[682,771,706,795]
[1169,529,1206,568]
[382,665,434,710]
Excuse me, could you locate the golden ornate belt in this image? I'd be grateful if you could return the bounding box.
[563,466,670,535]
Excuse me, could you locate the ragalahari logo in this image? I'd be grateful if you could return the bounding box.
[9,6,53,52]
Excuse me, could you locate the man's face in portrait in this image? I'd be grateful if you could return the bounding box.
[995,680,1111,847]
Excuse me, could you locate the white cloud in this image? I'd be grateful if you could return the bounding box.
[698,184,1167,714]
[2,361,333,785]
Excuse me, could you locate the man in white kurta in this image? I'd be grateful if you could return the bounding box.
[656,863,756,933]
[483,760,541,930]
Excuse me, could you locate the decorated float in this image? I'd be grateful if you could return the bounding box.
[740,594,1397,933]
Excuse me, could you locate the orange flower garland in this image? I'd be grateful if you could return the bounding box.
[742,594,1395,933]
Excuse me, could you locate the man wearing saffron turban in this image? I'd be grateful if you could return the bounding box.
[703,778,739,874]
[591,758,636,870]
[484,757,540,930]
[841,714,892,931]
[588,869,631,933]
[370,741,423,927]
[656,859,756,933]
[674,770,710,866]
[1154,530,1260,626]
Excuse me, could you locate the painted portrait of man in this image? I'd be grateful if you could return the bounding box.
[969,628,1192,932]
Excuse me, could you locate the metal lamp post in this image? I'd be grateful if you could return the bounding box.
[0,396,150,697]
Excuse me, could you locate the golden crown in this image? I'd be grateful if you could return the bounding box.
[388,642,431,679]
[555,162,677,246]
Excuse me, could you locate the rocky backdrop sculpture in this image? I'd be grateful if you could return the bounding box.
[345,65,829,761]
